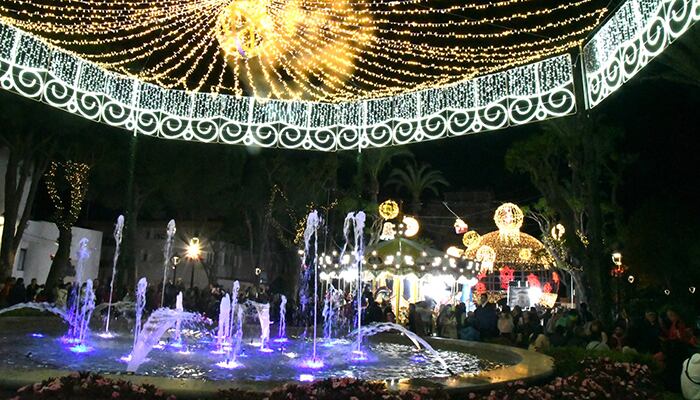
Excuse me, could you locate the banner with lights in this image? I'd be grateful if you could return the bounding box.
[583,0,700,109]
[0,21,576,151]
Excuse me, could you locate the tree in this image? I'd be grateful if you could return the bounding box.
[652,27,700,88]
[0,94,57,281]
[43,161,90,288]
[358,147,411,205]
[385,160,449,214]
[506,114,630,319]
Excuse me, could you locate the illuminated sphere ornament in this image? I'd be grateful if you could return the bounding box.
[519,248,532,261]
[402,216,420,238]
[462,231,480,249]
[551,223,566,240]
[628,275,635,284]
[664,289,671,296]
[378,200,400,220]
[494,203,524,242]
[454,219,468,234]
[690,287,696,294]
[476,245,496,264]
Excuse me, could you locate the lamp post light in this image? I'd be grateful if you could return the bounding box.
[186,237,202,289]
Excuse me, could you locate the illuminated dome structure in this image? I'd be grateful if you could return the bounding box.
[465,231,554,270]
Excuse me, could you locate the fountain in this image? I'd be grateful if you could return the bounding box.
[161,220,176,307]
[102,215,124,338]
[276,295,287,341]
[0,214,552,396]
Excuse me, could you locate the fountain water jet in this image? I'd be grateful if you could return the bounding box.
[133,278,148,349]
[302,210,323,367]
[250,301,271,351]
[276,294,287,341]
[172,292,184,347]
[161,220,176,307]
[215,294,231,353]
[65,239,94,346]
[126,308,195,372]
[102,215,124,338]
[340,211,366,358]
[354,322,454,374]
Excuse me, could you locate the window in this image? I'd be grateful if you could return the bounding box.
[17,248,27,271]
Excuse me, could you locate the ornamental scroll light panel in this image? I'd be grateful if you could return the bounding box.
[0,20,576,151]
[582,0,700,108]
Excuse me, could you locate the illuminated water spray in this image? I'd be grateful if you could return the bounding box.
[102,215,124,338]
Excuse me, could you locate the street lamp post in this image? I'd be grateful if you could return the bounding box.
[186,238,202,289]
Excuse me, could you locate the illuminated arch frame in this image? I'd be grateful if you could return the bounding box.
[0,20,575,152]
[583,0,700,108]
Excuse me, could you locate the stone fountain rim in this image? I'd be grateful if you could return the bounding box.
[0,331,552,399]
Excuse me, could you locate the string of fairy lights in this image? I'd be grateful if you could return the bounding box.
[0,0,607,102]
[44,161,91,230]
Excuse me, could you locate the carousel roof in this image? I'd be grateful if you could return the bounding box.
[464,230,554,270]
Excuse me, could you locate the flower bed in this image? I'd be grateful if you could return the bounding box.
[219,378,449,400]
[464,358,658,400]
[10,372,174,400]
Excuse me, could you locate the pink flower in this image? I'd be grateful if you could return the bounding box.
[112,391,120,398]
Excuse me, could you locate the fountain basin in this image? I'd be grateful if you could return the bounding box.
[0,317,552,398]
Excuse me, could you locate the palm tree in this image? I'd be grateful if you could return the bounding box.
[360,147,412,204]
[385,161,449,214]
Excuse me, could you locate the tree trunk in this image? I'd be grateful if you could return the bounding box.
[45,227,72,289]
[118,134,139,289]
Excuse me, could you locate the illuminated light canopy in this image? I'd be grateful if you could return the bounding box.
[0,18,577,151]
[583,0,700,108]
[465,231,554,270]
[402,216,420,238]
[0,0,605,102]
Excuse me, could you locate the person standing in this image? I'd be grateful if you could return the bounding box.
[9,278,26,305]
[25,278,40,302]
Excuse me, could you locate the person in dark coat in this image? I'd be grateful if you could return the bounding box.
[9,277,26,305]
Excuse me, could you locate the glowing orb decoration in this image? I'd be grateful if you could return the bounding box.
[519,248,532,261]
[664,289,671,296]
[216,1,269,59]
[551,223,566,240]
[627,275,635,284]
[402,216,420,238]
[378,200,400,220]
[476,245,496,264]
[380,222,396,241]
[494,203,524,242]
[446,246,463,258]
[690,287,696,294]
[454,218,468,234]
[462,231,480,248]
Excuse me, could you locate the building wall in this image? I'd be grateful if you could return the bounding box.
[13,220,103,284]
